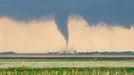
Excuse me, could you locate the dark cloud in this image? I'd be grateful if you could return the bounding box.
[0,0,134,43]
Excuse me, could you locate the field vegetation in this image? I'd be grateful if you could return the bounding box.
[0,59,133,75]
[0,67,133,75]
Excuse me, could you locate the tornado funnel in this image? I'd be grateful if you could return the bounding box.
[55,12,69,45]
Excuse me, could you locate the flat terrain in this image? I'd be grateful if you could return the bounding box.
[0,54,134,68]
[0,59,134,68]
[0,67,133,75]
[0,54,134,60]
[0,55,134,75]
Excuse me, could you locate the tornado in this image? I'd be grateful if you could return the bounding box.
[55,12,69,46]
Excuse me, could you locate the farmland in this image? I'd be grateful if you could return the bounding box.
[0,59,134,68]
[0,59,133,75]
[0,54,134,60]
[0,54,134,75]
[0,67,133,75]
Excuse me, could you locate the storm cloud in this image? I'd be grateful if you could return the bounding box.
[0,0,134,43]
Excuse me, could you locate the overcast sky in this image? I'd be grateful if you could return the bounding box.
[0,0,134,52]
[0,0,134,25]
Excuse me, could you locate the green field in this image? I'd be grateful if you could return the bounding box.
[0,67,133,75]
[0,59,134,75]
[0,59,134,68]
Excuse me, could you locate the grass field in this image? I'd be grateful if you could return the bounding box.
[0,59,134,68]
[0,59,134,75]
[0,67,133,75]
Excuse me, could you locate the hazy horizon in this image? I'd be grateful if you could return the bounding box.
[0,16,134,53]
